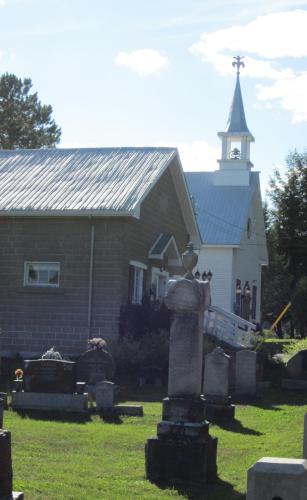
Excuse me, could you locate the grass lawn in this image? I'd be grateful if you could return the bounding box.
[5,387,307,500]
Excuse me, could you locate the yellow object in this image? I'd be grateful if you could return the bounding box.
[271,302,292,331]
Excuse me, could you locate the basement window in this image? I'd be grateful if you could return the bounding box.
[24,262,60,287]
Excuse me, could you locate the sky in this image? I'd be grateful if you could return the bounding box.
[0,0,307,198]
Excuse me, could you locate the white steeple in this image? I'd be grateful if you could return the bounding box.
[214,56,255,187]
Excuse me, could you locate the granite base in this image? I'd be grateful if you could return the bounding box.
[12,391,88,413]
[115,405,143,417]
[205,403,235,421]
[145,434,218,483]
[162,396,206,422]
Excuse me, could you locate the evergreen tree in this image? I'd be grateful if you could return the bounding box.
[0,73,61,149]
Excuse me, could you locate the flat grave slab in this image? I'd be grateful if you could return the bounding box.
[12,391,88,413]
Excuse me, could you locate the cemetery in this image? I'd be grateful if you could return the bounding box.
[1,243,307,500]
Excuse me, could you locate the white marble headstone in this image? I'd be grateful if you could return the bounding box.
[203,347,230,399]
[95,381,115,411]
[236,350,257,396]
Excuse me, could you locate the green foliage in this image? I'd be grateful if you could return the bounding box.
[0,73,61,149]
[113,329,169,376]
[264,150,307,335]
[5,387,307,499]
[281,337,307,358]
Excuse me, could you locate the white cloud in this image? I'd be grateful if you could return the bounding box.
[257,74,307,123]
[115,49,168,77]
[189,9,307,121]
[0,0,5,6]
[156,140,219,171]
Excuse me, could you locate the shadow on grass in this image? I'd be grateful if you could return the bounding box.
[214,418,263,436]
[118,385,167,403]
[16,410,91,423]
[249,386,307,411]
[154,477,245,500]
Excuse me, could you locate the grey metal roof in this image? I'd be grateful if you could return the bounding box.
[0,147,177,214]
[185,171,258,245]
[225,75,251,134]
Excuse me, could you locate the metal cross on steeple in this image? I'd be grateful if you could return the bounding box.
[232,55,245,75]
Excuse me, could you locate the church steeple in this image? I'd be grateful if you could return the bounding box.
[215,56,255,186]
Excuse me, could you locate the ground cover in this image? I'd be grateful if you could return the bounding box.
[5,387,307,500]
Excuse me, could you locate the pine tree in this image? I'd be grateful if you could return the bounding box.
[0,73,61,149]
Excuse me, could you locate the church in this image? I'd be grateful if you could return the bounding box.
[185,57,268,324]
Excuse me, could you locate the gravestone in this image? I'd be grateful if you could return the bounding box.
[145,243,217,484]
[76,348,115,386]
[235,349,257,398]
[95,381,115,412]
[203,347,235,420]
[0,409,24,499]
[12,358,88,413]
[303,414,307,459]
[23,359,75,393]
[0,398,3,429]
[287,350,307,379]
[247,457,307,500]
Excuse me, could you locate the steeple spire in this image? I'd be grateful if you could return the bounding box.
[225,68,250,134]
[214,56,255,186]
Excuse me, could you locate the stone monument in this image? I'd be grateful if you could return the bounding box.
[145,243,218,483]
[11,350,88,413]
[203,347,235,420]
[0,401,24,499]
[235,349,257,398]
[247,457,307,500]
[303,413,307,459]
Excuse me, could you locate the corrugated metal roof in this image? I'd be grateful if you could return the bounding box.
[185,171,258,245]
[0,147,177,214]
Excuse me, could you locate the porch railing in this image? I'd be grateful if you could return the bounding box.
[204,305,258,348]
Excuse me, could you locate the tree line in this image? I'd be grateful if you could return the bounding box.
[263,151,307,337]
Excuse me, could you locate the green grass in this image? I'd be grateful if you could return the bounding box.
[5,387,307,500]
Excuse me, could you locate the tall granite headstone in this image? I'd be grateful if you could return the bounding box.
[203,347,235,420]
[236,349,257,398]
[145,243,218,484]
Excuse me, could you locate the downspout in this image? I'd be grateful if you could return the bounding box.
[87,223,95,339]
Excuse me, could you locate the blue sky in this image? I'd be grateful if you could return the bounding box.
[1,0,307,196]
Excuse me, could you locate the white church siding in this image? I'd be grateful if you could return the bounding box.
[197,246,234,311]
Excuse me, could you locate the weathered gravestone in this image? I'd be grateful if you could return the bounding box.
[282,350,307,390]
[203,347,235,420]
[247,457,307,500]
[95,381,115,412]
[303,413,307,459]
[23,359,75,393]
[145,243,218,484]
[76,347,115,386]
[235,349,257,398]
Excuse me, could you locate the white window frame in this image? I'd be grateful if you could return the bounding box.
[24,261,60,288]
[151,266,169,301]
[130,261,147,305]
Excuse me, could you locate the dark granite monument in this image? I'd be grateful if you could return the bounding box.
[11,352,88,413]
[23,359,75,394]
[145,243,218,484]
[76,346,115,385]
